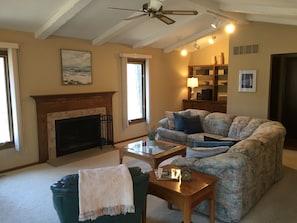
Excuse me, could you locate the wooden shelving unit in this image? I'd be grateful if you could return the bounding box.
[185,64,228,113]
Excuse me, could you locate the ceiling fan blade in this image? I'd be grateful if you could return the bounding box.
[125,14,147,20]
[108,7,143,13]
[155,14,175,25]
[161,10,198,15]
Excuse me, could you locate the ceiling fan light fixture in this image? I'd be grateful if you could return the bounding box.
[149,0,163,11]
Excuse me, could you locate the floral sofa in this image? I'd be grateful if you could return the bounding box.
[157,109,286,223]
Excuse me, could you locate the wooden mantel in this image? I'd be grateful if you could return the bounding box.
[31,92,115,163]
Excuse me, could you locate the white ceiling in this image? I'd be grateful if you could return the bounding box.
[0,0,296,52]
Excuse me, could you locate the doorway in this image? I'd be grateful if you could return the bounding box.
[269,53,297,150]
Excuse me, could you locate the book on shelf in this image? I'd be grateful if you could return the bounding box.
[154,167,181,181]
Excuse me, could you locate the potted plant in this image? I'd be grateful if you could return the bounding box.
[146,125,157,145]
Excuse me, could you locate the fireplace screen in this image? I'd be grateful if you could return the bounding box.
[55,114,113,156]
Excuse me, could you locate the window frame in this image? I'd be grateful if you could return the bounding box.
[0,50,14,150]
[127,58,146,125]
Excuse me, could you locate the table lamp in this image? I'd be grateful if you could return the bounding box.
[187,77,198,100]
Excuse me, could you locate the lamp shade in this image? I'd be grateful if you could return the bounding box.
[187,77,199,88]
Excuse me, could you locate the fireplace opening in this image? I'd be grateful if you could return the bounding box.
[55,115,101,157]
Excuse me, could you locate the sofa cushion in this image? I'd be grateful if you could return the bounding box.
[173,112,189,131]
[157,127,188,145]
[194,140,236,147]
[182,115,204,134]
[239,118,268,140]
[165,110,190,130]
[203,112,235,137]
[228,116,251,139]
[187,146,229,158]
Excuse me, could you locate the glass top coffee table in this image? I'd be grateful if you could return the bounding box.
[118,139,186,169]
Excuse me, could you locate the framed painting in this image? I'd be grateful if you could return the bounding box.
[238,70,257,92]
[61,49,92,85]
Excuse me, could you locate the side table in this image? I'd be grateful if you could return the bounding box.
[148,165,218,223]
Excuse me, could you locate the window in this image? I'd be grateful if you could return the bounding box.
[127,59,146,124]
[0,42,22,151]
[120,53,151,129]
[0,50,13,149]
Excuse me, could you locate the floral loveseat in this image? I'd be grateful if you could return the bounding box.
[157,109,286,223]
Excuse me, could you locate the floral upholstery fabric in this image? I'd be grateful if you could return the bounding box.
[203,112,235,137]
[229,117,269,140]
[157,109,286,223]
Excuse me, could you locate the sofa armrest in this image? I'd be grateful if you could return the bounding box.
[158,117,169,129]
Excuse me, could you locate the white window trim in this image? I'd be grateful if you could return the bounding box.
[120,53,152,129]
[1,42,23,151]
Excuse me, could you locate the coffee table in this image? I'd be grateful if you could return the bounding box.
[148,165,218,223]
[118,139,186,169]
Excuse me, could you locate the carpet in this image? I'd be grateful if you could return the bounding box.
[0,149,296,223]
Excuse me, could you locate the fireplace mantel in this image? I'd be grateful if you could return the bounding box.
[32,92,115,162]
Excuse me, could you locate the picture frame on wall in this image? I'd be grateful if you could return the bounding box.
[61,49,92,85]
[238,70,257,92]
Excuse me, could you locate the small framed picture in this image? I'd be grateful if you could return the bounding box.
[238,70,257,92]
[61,49,92,85]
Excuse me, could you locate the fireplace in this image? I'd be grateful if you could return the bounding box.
[32,92,115,162]
[55,115,101,157]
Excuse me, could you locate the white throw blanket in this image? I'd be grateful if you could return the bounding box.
[78,164,135,221]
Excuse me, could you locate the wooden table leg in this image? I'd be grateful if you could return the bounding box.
[119,150,123,164]
[182,202,192,223]
[209,188,216,223]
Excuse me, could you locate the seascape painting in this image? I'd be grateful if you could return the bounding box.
[61,49,92,85]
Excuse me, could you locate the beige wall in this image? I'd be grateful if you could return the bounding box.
[227,22,297,118]
[190,36,229,65]
[190,22,297,118]
[1,22,296,171]
[0,29,190,171]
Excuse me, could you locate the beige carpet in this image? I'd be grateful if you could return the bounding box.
[0,148,296,223]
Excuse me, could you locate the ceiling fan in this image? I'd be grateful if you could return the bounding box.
[109,0,198,25]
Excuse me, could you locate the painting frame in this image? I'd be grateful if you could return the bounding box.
[238,70,257,92]
[60,49,92,85]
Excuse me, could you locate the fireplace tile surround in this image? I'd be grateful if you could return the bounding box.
[32,92,115,163]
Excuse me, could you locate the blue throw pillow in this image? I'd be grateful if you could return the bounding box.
[194,140,235,147]
[173,112,189,131]
[182,115,203,134]
[204,136,239,143]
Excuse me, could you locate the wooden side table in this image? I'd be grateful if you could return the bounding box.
[148,165,218,223]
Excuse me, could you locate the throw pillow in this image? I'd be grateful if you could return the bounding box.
[181,115,203,134]
[194,140,235,147]
[166,110,190,130]
[187,146,229,158]
[173,112,188,131]
[204,136,239,143]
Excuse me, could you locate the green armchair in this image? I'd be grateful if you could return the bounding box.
[50,167,149,223]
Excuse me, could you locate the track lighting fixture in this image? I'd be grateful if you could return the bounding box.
[211,18,220,29]
[225,23,235,33]
[180,49,188,56]
[208,36,216,44]
[193,41,200,50]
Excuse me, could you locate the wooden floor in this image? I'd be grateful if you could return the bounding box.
[285,137,297,151]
